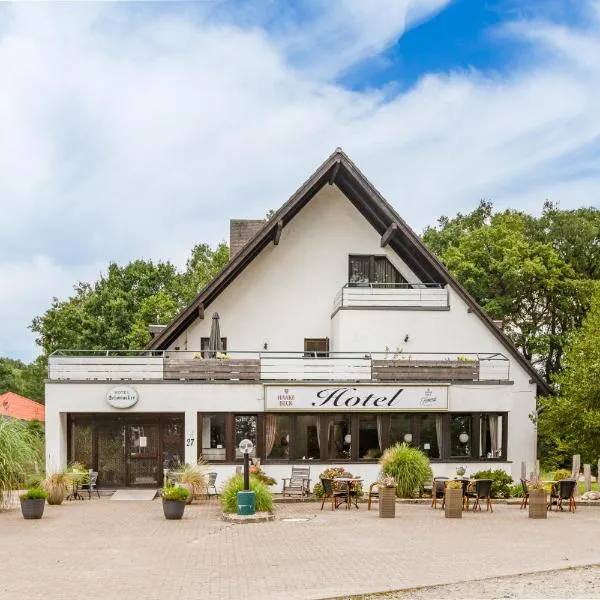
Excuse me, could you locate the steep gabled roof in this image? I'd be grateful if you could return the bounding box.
[0,392,45,421]
[150,148,550,395]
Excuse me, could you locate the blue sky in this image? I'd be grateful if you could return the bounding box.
[0,0,599,361]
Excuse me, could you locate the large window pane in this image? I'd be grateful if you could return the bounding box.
[328,415,351,460]
[294,415,320,459]
[389,414,413,446]
[358,415,380,459]
[235,415,257,459]
[71,423,92,468]
[419,414,441,459]
[201,414,227,461]
[163,417,184,469]
[265,414,290,459]
[450,415,472,458]
[479,414,503,459]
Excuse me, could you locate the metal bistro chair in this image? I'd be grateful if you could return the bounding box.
[431,477,449,509]
[469,479,493,512]
[320,478,346,511]
[549,479,577,512]
[206,472,218,498]
[79,470,100,500]
[519,478,529,510]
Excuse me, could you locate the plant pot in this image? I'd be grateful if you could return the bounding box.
[528,489,548,519]
[162,499,186,520]
[20,498,46,519]
[444,487,463,519]
[46,487,66,506]
[378,486,396,518]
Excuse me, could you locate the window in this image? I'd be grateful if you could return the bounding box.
[304,338,329,358]
[328,414,352,460]
[234,415,257,459]
[358,415,380,459]
[200,337,227,358]
[264,414,290,459]
[479,414,504,459]
[420,414,442,459]
[389,414,413,446]
[201,414,227,461]
[294,415,320,459]
[450,415,472,458]
[348,255,407,287]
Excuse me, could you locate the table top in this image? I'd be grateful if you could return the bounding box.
[334,477,363,482]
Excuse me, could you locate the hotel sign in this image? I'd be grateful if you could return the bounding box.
[264,385,448,411]
[106,386,138,409]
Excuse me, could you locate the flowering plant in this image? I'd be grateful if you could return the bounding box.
[455,465,466,477]
[249,465,276,486]
[378,476,396,488]
[216,352,231,360]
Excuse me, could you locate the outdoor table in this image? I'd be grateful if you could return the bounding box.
[65,471,86,501]
[334,477,363,510]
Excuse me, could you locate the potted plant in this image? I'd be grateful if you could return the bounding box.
[161,485,190,519]
[43,472,69,505]
[444,479,464,519]
[528,479,548,519]
[378,476,396,518]
[20,487,48,519]
[176,462,208,504]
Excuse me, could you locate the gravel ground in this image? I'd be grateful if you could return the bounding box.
[347,564,600,599]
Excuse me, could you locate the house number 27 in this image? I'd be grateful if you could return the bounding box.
[186,437,195,447]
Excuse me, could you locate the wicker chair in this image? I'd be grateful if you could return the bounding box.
[367,482,379,510]
[519,478,529,509]
[320,478,346,511]
[431,477,448,509]
[549,479,577,512]
[469,479,493,512]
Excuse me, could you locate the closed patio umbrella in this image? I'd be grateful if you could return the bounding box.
[208,312,223,358]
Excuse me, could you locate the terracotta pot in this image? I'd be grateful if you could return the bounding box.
[528,489,548,519]
[378,486,396,518]
[444,487,463,518]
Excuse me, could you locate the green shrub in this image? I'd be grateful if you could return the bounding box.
[553,469,571,481]
[312,467,364,498]
[379,443,432,498]
[508,483,524,498]
[20,487,48,500]
[471,469,513,498]
[161,486,190,502]
[220,474,273,513]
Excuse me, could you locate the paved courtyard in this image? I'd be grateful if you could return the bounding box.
[1,499,599,600]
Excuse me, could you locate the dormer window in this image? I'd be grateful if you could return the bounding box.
[349,255,406,287]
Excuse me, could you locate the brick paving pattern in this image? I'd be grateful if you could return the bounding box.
[2,499,600,600]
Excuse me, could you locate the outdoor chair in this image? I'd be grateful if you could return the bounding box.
[367,481,379,510]
[79,470,100,499]
[468,479,493,512]
[549,479,577,512]
[206,472,218,498]
[282,466,311,498]
[320,478,346,511]
[431,477,448,509]
[519,478,529,509]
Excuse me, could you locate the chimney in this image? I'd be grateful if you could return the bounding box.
[149,324,166,339]
[230,219,264,258]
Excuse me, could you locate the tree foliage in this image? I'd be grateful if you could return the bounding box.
[0,356,46,402]
[423,201,600,384]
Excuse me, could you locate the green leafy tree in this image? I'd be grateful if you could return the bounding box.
[0,356,45,402]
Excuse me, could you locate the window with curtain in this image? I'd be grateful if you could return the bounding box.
[419,414,441,458]
[234,415,257,459]
[450,415,472,457]
[480,414,503,458]
[358,415,380,459]
[389,414,413,446]
[294,415,320,459]
[201,414,226,461]
[328,414,351,460]
[264,414,290,459]
[348,255,407,287]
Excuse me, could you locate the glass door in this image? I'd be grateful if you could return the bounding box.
[127,424,160,486]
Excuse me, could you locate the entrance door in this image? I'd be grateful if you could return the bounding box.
[127,424,160,486]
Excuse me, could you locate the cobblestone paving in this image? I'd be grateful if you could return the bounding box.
[1,499,600,600]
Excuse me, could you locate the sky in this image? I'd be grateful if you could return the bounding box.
[1,0,599,361]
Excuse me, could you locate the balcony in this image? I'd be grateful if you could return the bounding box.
[332,283,449,313]
[48,351,510,383]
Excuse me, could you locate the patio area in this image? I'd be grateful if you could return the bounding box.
[1,499,599,599]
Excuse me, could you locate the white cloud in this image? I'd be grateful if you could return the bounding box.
[0,1,599,360]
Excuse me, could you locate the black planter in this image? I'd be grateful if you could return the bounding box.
[162,499,186,520]
[20,498,46,520]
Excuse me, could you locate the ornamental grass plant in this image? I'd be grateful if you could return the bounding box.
[379,443,432,498]
[220,474,273,513]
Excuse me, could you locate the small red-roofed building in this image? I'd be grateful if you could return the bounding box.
[0,391,45,422]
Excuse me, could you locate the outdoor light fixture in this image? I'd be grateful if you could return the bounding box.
[403,433,413,443]
[404,334,409,343]
[459,433,469,444]
[344,434,351,444]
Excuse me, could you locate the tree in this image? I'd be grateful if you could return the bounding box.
[537,285,600,467]
[0,356,45,402]
[423,202,599,384]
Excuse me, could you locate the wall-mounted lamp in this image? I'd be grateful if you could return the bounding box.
[263,342,268,350]
[403,433,413,443]
[404,334,409,343]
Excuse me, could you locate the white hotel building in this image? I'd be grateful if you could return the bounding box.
[45,149,548,489]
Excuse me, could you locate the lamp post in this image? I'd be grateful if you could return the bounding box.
[237,439,256,516]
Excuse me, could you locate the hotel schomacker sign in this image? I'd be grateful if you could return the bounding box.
[264,384,448,411]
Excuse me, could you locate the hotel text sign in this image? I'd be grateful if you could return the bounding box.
[264,385,448,411]
[106,386,139,409]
